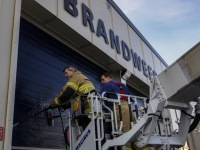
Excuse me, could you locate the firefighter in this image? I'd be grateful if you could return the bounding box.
[99,72,144,150]
[47,65,95,114]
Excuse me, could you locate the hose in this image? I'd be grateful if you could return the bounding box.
[13,107,49,127]
[188,113,200,133]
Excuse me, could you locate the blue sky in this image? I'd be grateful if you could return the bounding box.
[114,0,200,65]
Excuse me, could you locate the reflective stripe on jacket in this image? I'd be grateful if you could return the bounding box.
[50,71,95,108]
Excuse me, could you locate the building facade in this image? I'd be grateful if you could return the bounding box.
[0,0,168,149]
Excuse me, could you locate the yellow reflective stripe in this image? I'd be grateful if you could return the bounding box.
[87,99,91,109]
[83,99,92,114]
[79,86,94,94]
[84,108,91,113]
[79,84,94,91]
[67,82,78,90]
[79,84,91,89]
[121,147,132,150]
[54,97,60,105]
[78,84,95,94]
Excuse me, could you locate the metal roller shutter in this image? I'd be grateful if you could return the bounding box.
[12,19,105,149]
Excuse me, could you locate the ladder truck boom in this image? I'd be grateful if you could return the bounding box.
[68,42,200,150]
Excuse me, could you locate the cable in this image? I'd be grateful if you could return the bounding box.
[188,114,200,133]
[13,107,49,127]
[181,110,195,119]
[148,113,163,119]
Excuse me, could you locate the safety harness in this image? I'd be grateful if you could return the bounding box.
[111,81,127,101]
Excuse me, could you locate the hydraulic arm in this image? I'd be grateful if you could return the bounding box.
[68,42,200,150]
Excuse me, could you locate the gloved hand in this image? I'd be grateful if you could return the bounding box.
[46,104,54,109]
[61,101,71,110]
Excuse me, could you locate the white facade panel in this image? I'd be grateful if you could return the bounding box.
[128,27,144,61]
[128,26,147,84]
[161,62,167,71]
[57,0,92,44]
[142,41,155,85]
[0,0,21,149]
[142,41,155,70]
[111,8,134,74]
[90,0,116,61]
[35,0,57,16]
[152,53,162,74]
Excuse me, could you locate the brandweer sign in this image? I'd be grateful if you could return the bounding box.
[64,0,157,79]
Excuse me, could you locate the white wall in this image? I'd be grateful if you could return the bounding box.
[0,0,21,149]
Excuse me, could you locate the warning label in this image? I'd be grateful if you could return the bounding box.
[0,127,3,141]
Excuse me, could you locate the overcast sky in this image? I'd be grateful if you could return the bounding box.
[113,0,200,65]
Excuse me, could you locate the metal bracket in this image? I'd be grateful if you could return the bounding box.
[160,139,169,145]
